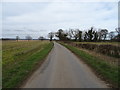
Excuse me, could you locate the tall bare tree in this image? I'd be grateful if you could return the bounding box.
[115,27,120,34]
[68,29,73,40]
[109,32,115,40]
[93,31,98,42]
[98,29,108,41]
[85,27,95,41]
[78,30,82,42]
[101,29,108,40]
[56,29,68,41]
[98,29,102,41]
[115,27,120,41]
[71,29,79,41]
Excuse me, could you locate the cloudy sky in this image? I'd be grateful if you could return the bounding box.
[1,0,119,39]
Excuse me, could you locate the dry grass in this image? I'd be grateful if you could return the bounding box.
[77,47,119,67]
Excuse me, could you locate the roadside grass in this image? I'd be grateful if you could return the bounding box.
[2,40,53,88]
[60,42,119,88]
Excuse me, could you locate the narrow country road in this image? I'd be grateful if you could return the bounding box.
[22,42,108,88]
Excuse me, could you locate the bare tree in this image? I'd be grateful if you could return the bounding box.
[16,36,20,42]
[78,30,82,42]
[109,32,115,40]
[56,29,68,41]
[115,27,120,34]
[48,32,54,41]
[93,31,98,42]
[115,27,120,41]
[26,35,32,41]
[55,29,63,40]
[101,29,108,40]
[84,27,95,41]
[71,29,79,41]
[68,29,73,40]
[98,29,103,41]
[98,28,108,41]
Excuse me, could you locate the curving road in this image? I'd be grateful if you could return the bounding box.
[22,42,108,88]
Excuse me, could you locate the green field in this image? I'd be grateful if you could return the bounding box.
[60,42,119,88]
[2,40,53,88]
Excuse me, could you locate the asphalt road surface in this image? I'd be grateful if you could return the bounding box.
[22,42,108,88]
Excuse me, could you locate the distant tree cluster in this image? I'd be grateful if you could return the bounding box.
[38,36,45,41]
[26,35,32,41]
[15,35,46,42]
[48,27,120,42]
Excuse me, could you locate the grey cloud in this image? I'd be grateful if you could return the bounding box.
[2,1,117,39]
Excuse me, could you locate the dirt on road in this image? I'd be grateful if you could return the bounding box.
[21,42,108,88]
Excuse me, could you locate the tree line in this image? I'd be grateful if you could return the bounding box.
[14,27,120,42]
[48,27,120,42]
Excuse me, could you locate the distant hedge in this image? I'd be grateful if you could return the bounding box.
[66,42,120,58]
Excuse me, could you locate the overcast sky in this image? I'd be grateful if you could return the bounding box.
[1,0,119,39]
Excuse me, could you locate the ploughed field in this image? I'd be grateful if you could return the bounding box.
[2,40,53,88]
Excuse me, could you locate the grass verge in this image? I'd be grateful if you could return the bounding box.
[3,41,53,88]
[60,42,119,88]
